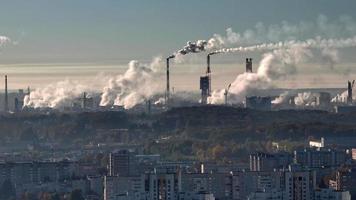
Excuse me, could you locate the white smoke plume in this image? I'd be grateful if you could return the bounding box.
[320,48,339,69]
[172,15,356,63]
[208,46,313,104]
[169,40,208,63]
[23,80,92,109]
[207,15,356,49]
[294,92,318,106]
[154,97,165,105]
[209,36,356,55]
[332,91,348,103]
[23,58,164,110]
[0,36,10,46]
[100,57,164,109]
[271,91,291,105]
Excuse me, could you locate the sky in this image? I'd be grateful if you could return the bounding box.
[1,0,356,90]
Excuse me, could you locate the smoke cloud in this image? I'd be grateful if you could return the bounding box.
[208,46,313,104]
[207,15,356,49]
[0,36,10,46]
[23,80,91,109]
[271,91,291,105]
[169,40,208,63]
[209,36,356,56]
[100,57,164,109]
[207,33,356,105]
[320,48,339,69]
[294,92,318,106]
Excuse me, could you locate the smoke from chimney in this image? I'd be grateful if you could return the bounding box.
[208,46,313,104]
[100,57,164,109]
[0,36,10,46]
[23,79,93,109]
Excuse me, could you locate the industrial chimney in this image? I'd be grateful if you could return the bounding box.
[4,75,8,112]
[207,54,211,95]
[146,99,151,115]
[246,58,252,73]
[166,55,174,106]
[224,83,231,105]
[82,92,87,109]
[347,80,355,105]
[200,54,212,104]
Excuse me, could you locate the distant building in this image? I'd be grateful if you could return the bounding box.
[284,165,316,200]
[148,171,181,200]
[109,149,137,177]
[315,92,331,108]
[231,171,284,200]
[179,191,215,200]
[103,175,146,200]
[294,147,349,168]
[309,137,325,148]
[250,152,292,171]
[314,188,351,200]
[352,148,356,160]
[329,168,354,194]
[247,189,284,200]
[245,96,272,111]
[334,105,356,113]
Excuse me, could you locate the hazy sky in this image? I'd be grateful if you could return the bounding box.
[0,0,355,62]
[1,0,356,90]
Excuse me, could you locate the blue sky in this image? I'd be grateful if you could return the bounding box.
[1,0,356,63]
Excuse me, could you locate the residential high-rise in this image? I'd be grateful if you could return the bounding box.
[109,149,137,177]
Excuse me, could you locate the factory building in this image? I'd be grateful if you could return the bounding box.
[316,92,331,107]
[246,58,253,73]
[250,152,292,171]
[200,76,210,104]
[245,96,272,111]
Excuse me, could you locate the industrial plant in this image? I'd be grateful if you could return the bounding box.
[1,53,355,115]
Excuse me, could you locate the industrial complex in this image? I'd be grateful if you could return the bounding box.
[1,54,355,114]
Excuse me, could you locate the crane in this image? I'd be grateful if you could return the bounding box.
[224,83,231,105]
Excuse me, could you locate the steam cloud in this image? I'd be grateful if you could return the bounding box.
[294,92,318,106]
[207,15,356,49]
[0,36,10,46]
[168,40,208,62]
[208,44,331,104]
[23,80,91,109]
[209,36,356,55]
[100,57,164,109]
[24,58,165,110]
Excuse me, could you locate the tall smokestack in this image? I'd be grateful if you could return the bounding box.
[4,75,8,112]
[347,80,354,104]
[166,57,170,105]
[147,99,151,115]
[246,58,252,73]
[82,92,87,109]
[166,55,174,106]
[207,54,211,96]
